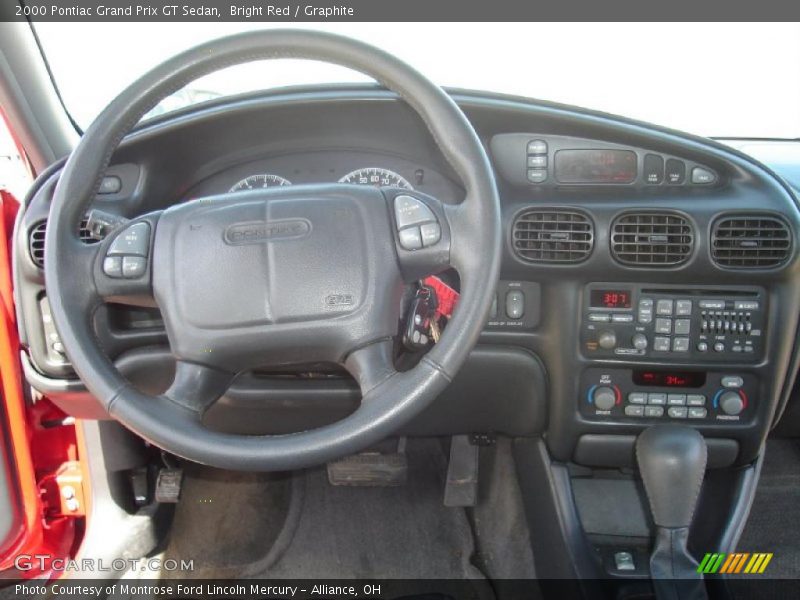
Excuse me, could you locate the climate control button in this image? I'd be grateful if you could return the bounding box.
[718,391,745,416]
[592,386,617,411]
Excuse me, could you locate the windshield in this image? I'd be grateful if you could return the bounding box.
[35,22,800,139]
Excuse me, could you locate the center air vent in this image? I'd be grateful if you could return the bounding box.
[611,213,693,266]
[512,209,593,263]
[711,215,792,268]
[28,219,99,269]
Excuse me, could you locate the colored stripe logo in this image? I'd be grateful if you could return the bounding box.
[698,552,773,574]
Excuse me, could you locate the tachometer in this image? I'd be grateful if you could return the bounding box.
[338,168,413,190]
[229,174,292,192]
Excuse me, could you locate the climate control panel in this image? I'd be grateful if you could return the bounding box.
[581,284,766,362]
[580,367,756,423]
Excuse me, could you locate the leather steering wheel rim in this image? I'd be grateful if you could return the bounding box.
[45,30,501,471]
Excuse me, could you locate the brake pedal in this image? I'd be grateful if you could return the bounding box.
[328,439,408,487]
[444,435,479,507]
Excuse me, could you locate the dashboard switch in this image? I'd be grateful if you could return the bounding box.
[644,154,664,184]
[108,222,151,257]
[526,169,547,183]
[691,167,716,184]
[506,290,525,319]
[666,159,686,184]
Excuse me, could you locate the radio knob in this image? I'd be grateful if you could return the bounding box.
[598,330,617,350]
[592,386,617,411]
[719,391,745,416]
[631,333,648,350]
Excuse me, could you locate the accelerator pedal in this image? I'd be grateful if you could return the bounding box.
[327,438,408,487]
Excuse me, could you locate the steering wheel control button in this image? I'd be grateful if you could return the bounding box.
[108,222,151,256]
[691,167,716,184]
[419,223,441,247]
[122,256,147,279]
[102,256,123,278]
[721,375,744,388]
[394,195,436,229]
[398,226,423,250]
[505,290,525,319]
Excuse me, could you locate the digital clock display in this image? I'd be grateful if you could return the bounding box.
[590,289,632,309]
[555,149,638,184]
[633,370,707,388]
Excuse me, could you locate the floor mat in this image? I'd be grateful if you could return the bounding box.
[738,439,800,579]
[163,439,487,585]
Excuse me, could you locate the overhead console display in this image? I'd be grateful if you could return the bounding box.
[555,149,637,184]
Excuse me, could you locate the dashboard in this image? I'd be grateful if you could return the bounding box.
[13,86,800,469]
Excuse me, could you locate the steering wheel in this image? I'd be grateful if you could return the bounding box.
[45,30,501,471]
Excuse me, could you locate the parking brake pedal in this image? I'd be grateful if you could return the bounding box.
[327,439,408,486]
[444,435,479,507]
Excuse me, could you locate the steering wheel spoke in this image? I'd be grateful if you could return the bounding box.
[92,215,159,307]
[162,360,235,415]
[344,339,397,395]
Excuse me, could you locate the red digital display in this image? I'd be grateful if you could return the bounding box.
[590,289,632,309]
[633,370,706,388]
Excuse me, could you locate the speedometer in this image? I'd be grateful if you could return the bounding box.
[229,174,292,192]
[338,168,413,190]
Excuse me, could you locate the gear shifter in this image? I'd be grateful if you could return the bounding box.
[635,425,708,600]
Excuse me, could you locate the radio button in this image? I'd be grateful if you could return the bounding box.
[588,313,612,322]
[668,394,687,406]
[714,342,725,352]
[668,407,689,419]
[675,300,693,316]
[647,393,667,405]
[721,375,744,388]
[674,319,691,335]
[628,392,647,404]
[638,298,654,324]
[687,394,706,406]
[631,333,648,350]
[656,299,674,316]
[673,337,690,352]
[625,405,645,417]
[655,318,672,334]
[699,300,726,310]
[735,300,759,311]
[697,342,708,352]
[654,337,671,352]
[688,407,708,419]
[645,406,665,418]
[612,313,634,323]
[598,330,617,350]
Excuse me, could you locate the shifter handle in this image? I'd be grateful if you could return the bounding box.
[636,425,707,529]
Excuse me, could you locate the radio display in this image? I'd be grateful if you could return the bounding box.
[590,289,632,309]
[633,370,707,388]
[555,149,638,184]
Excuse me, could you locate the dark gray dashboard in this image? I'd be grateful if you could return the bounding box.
[14,86,800,468]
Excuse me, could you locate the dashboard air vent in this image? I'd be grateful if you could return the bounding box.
[511,209,593,263]
[711,215,791,268]
[611,213,693,266]
[28,219,99,269]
